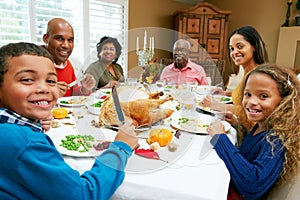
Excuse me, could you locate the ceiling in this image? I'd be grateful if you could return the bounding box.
[173,0,204,5]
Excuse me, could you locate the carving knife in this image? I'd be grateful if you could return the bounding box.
[112,85,125,125]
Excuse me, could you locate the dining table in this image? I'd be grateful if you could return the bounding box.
[46,85,236,200]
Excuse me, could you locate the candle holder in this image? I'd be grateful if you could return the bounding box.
[136,48,154,66]
[282,2,293,27]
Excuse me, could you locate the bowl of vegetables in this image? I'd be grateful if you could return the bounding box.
[86,99,105,115]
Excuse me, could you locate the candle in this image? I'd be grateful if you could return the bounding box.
[143,30,147,50]
[152,37,154,51]
[136,37,139,52]
[287,0,292,3]
[149,37,152,50]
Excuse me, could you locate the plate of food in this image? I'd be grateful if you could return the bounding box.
[195,85,214,95]
[93,89,111,99]
[58,96,88,107]
[53,133,112,157]
[213,95,232,104]
[86,99,105,115]
[170,112,231,134]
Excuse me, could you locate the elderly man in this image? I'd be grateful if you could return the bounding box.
[160,39,208,85]
[42,18,95,97]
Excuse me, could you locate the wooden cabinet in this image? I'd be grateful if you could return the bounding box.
[173,2,231,63]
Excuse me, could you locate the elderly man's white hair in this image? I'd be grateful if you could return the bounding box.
[173,39,191,50]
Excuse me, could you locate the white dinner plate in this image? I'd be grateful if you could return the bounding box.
[52,132,112,157]
[58,96,88,107]
[195,85,215,95]
[170,111,231,134]
[213,95,232,104]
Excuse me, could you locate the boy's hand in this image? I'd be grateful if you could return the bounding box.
[41,115,54,132]
[115,120,139,149]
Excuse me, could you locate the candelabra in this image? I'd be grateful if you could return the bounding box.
[136,48,154,66]
[136,31,155,66]
[282,1,293,27]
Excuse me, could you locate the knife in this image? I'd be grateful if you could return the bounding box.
[196,107,216,117]
[112,85,125,125]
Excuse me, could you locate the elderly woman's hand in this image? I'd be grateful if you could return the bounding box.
[80,74,96,95]
[105,80,120,88]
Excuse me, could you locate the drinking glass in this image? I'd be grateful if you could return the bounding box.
[155,79,166,92]
[179,91,196,117]
[186,77,198,92]
[126,77,138,86]
[186,81,198,92]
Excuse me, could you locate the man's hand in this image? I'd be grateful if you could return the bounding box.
[57,81,68,97]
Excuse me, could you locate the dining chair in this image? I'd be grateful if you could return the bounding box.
[266,168,300,199]
[197,59,225,86]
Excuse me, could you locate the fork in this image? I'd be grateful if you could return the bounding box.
[143,83,151,94]
[68,80,78,87]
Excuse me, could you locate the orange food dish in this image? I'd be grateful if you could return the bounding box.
[52,108,68,119]
[146,128,173,147]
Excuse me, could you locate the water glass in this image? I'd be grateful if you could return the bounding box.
[180,93,196,117]
[186,81,198,92]
[126,77,138,86]
[155,79,166,92]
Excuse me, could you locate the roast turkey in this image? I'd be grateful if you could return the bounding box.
[98,88,174,127]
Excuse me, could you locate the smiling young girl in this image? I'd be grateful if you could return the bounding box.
[0,42,138,199]
[207,64,300,199]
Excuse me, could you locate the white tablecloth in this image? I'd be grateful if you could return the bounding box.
[47,94,236,200]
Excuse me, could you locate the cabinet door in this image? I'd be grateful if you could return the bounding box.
[203,15,224,60]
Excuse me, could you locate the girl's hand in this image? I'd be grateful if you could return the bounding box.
[223,111,239,127]
[207,121,226,137]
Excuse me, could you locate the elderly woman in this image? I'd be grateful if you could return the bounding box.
[85,36,124,89]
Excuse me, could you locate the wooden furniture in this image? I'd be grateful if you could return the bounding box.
[173,2,231,64]
[173,2,231,85]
